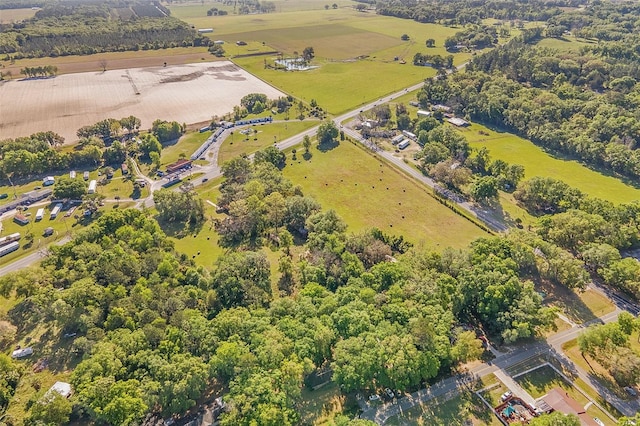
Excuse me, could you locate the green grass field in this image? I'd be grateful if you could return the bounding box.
[218,120,318,164]
[174,6,496,114]
[161,131,211,166]
[536,36,598,51]
[282,139,488,249]
[515,365,617,425]
[458,123,640,204]
[386,391,502,426]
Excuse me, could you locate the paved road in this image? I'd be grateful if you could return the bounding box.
[0,236,70,277]
[361,307,640,424]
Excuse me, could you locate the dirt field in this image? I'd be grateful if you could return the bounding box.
[0,61,284,143]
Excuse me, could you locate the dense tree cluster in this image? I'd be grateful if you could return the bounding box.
[0,158,568,423]
[514,176,640,298]
[412,53,454,68]
[0,1,210,58]
[151,119,184,143]
[0,131,100,179]
[374,0,580,25]
[422,4,640,181]
[444,24,498,50]
[578,312,640,387]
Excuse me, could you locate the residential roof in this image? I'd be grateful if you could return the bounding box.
[543,388,599,426]
[446,117,470,127]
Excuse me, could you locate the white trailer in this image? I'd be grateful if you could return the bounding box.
[50,203,62,219]
[70,170,76,179]
[35,208,45,221]
[88,180,97,194]
[0,241,19,257]
[0,232,20,247]
[398,140,411,150]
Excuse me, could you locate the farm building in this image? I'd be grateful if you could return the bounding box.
[166,159,192,174]
[88,180,97,194]
[13,214,29,225]
[446,117,470,127]
[43,176,55,186]
[398,140,411,150]
[432,104,452,113]
[11,347,33,359]
[417,110,432,118]
[47,382,72,399]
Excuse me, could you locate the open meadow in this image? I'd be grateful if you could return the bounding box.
[0,61,284,143]
[282,139,488,249]
[458,123,640,204]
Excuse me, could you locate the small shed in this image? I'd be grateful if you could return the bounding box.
[446,117,470,127]
[43,176,55,186]
[47,382,72,398]
[69,171,76,179]
[417,110,432,118]
[11,347,33,358]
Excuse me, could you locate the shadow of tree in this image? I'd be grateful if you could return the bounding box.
[317,139,340,152]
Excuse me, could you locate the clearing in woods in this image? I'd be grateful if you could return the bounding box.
[0,61,284,143]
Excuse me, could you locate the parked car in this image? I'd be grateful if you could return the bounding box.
[384,388,394,399]
[593,418,605,426]
[0,193,7,199]
[500,391,512,402]
[368,394,380,401]
[624,386,638,397]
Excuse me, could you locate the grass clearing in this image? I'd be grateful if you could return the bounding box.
[0,7,37,23]
[516,364,618,425]
[536,36,597,51]
[282,140,488,249]
[298,381,351,425]
[218,120,318,164]
[386,391,501,426]
[459,123,640,204]
[161,131,211,166]
[538,278,615,324]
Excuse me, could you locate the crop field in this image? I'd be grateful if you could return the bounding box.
[458,123,640,204]
[282,140,488,249]
[0,46,214,78]
[0,61,284,143]
[0,7,37,23]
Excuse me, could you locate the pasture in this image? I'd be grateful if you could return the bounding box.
[458,123,640,204]
[175,7,482,114]
[0,61,284,143]
[282,139,488,249]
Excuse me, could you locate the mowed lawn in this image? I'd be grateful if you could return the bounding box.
[459,123,640,204]
[218,120,319,164]
[385,391,502,426]
[282,140,488,249]
[515,365,617,425]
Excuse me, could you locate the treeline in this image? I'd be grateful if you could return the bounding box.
[0,0,44,9]
[0,1,209,58]
[19,65,57,78]
[421,69,640,180]
[413,53,454,68]
[375,0,582,25]
[0,152,570,424]
[514,176,640,299]
[0,116,180,180]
